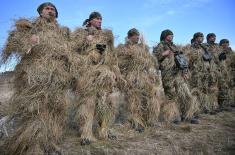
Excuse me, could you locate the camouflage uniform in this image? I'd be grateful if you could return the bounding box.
[188,37,218,113]
[72,26,114,65]
[218,39,235,108]
[229,52,235,105]
[71,12,122,145]
[116,28,163,130]
[204,33,225,110]
[153,30,199,122]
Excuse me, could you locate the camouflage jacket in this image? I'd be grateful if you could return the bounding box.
[187,42,212,72]
[203,43,221,65]
[71,26,114,55]
[116,42,157,75]
[153,41,178,71]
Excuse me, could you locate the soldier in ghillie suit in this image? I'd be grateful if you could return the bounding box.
[205,33,220,57]
[72,11,114,65]
[153,29,199,124]
[186,32,219,114]
[115,28,164,132]
[1,2,72,154]
[217,39,235,110]
[204,33,221,68]
[71,12,124,145]
[204,33,227,112]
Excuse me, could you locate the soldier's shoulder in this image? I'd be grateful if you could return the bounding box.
[156,42,165,48]
[72,27,88,38]
[60,26,70,31]
[153,42,163,52]
[73,27,87,33]
[101,29,114,42]
[60,25,70,32]
[15,18,33,31]
[115,44,126,55]
[102,29,114,36]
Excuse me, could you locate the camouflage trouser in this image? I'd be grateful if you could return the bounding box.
[217,71,230,106]
[190,70,202,89]
[228,67,235,105]
[217,60,235,106]
[161,69,199,120]
[199,72,218,111]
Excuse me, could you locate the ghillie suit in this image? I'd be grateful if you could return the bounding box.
[153,41,199,123]
[1,17,72,155]
[71,26,124,145]
[115,39,164,131]
[217,46,235,108]
[229,52,235,105]
[216,42,235,110]
[203,36,223,110]
[185,42,219,114]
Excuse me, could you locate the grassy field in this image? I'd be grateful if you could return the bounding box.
[56,110,235,155]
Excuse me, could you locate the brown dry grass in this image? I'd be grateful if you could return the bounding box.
[25,109,234,155]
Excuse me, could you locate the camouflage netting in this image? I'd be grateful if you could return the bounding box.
[70,27,125,143]
[1,17,73,155]
[115,39,164,129]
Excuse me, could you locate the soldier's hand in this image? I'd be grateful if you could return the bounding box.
[183,72,189,80]
[26,34,39,54]
[86,35,93,41]
[29,34,39,46]
[162,50,171,56]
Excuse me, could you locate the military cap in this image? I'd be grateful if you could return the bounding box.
[206,33,216,40]
[127,28,140,37]
[193,32,204,39]
[89,11,102,20]
[37,2,58,18]
[160,29,173,41]
[219,39,229,46]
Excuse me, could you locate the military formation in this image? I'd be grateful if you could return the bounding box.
[1,2,234,155]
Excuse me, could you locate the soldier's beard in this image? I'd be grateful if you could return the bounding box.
[44,14,56,23]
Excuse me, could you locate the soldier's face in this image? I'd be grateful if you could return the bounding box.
[166,35,173,42]
[89,17,102,30]
[40,5,56,20]
[208,36,216,43]
[197,36,204,43]
[222,43,229,49]
[129,35,139,44]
